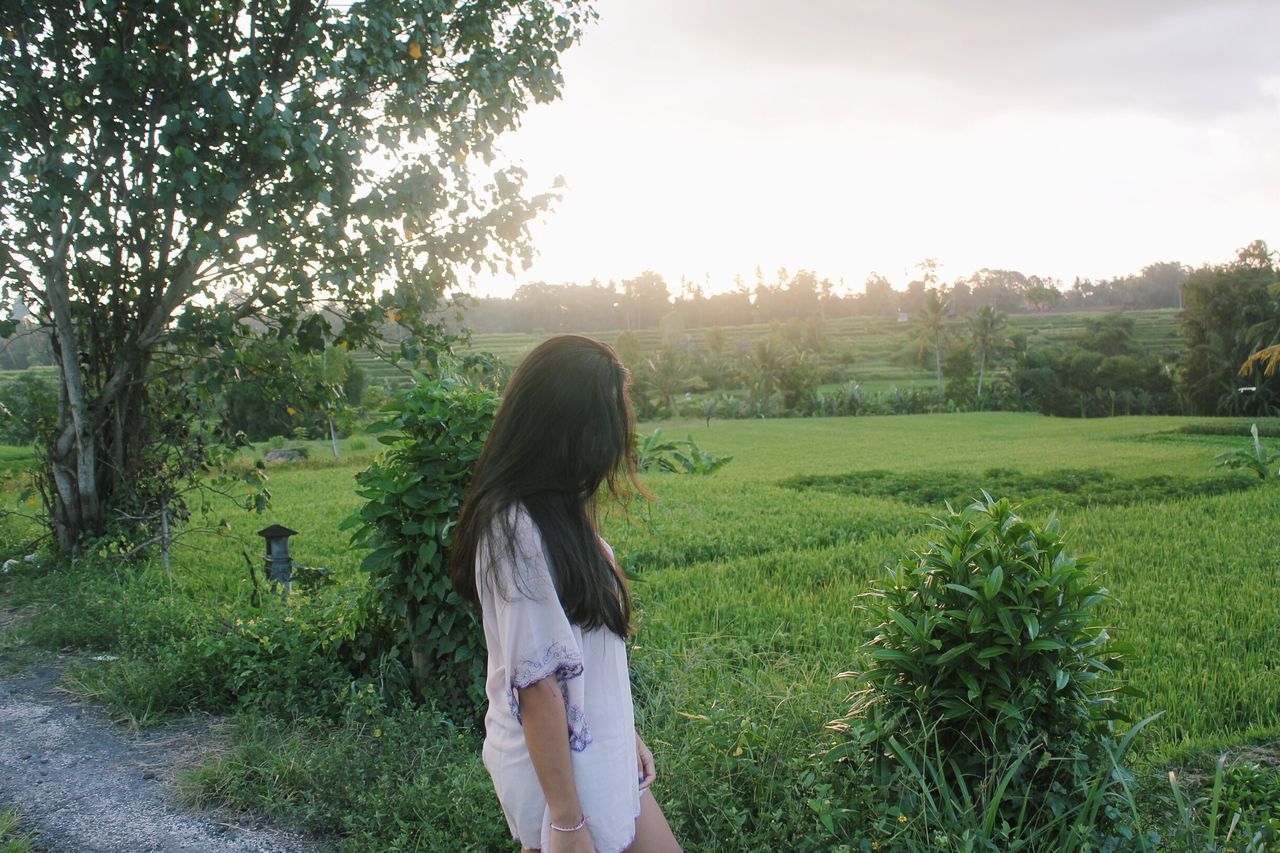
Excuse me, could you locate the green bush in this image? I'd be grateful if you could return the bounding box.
[345,377,498,722]
[634,429,733,475]
[830,495,1133,834]
[1215,423,1280,480]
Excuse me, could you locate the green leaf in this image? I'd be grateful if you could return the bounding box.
[982,565,1004,600]
[929,642,976,665]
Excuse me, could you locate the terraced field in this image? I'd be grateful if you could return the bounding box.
[347,309,1181,393]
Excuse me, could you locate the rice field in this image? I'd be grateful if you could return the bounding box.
[608,413,1280,760]
[3,409,1276,849]
[114,410,1278,756]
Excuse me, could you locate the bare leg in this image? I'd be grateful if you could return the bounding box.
[626,793,681,853]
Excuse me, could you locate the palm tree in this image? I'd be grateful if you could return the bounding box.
[966,305,1008,401]
[642,344,688,417]
[913,289,952,397]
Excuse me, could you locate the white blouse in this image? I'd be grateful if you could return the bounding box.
[477,504,641,852]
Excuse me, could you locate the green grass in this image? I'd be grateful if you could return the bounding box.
[2,410,1276,849]
[0,808,32,853]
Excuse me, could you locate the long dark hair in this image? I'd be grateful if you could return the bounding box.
[449,334,642,637]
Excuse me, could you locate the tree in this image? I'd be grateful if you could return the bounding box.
[913,288,952,397]
[1024,277,1064,312]
[1180,241,1280,415]
[639,343,691,418]
[1080,314,1136,358]
[966,304,1007,401]
[859,273,896,316]
[0,0,593,553]
[620,271,671,330]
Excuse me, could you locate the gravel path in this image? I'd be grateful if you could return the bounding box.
[0,662,320,852]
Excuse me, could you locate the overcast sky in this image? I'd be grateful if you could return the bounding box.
[469,0,1280,297]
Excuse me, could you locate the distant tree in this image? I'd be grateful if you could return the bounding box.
[966,305,1008,400]
[1179,240,1280,415]
[621,271,672,330]
[1080,314,1137,357]
[1024,278,1065,312]
[0,371,55,445]
[913,288,952,397]
[965,269,1029,313]
[705,326,726,356]
[860,273,897,316]
[639,343,691,417]
[613,330,643,371]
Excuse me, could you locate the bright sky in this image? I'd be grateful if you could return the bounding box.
[468,0,1280,298]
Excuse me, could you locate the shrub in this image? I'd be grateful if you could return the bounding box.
[1215,423,1280,480]
[345,377,498,722]
[830,495,1133,834]
[634,429,732,475]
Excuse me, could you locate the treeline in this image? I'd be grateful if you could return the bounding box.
[460,261,1188,334]
[614,241,1280,421]
[616,311,1183,423]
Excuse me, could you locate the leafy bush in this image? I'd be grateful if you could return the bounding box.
[0,373,55,445]
[634,429,732,474]
[345,377,498,721]
[830,495,1133,834]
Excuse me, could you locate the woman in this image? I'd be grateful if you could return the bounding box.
[450,335,681,853]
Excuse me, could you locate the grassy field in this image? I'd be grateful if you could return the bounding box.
[2,410,1276,849]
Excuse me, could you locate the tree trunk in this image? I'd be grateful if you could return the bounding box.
[328,411,340,458]
[977,349,987,400]
[44,311,154,555]
[934,329,944,397]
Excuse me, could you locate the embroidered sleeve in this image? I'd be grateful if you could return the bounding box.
[487,507,592,752]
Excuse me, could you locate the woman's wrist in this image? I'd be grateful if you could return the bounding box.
[550,814,589,832]
[548,800,584,827]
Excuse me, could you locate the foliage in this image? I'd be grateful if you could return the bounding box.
[830,496,1133,832]
[841,713,1163,851]
[183,703,509,852]
[1215,423,1280,480]
[471,308,1186,422]
[460,259,1194,335]
[345,378,498,720]
[0,806,32,853]
[1163,756,1279,853]
[911,287,952,396]
[1179,241,1280,416]
[6,412,1280,850]
[0,0,592,552]
[0,372,54,445]
[633,429,732,475]
[1012,344,1179,418]
[743,337,818,414]
[967,305,1008,402]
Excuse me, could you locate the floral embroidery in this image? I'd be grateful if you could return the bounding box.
[508,640,592,752]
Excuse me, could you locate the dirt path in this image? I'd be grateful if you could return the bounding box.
[0,662,320,852]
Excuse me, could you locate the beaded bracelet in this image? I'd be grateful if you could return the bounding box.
[550,815,589,833]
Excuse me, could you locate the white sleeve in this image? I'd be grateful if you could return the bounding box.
[483,508,592,752]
